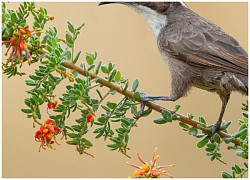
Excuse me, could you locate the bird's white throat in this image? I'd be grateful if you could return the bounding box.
[129,5,167,38]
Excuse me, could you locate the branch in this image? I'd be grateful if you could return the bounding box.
[61,61,240,145]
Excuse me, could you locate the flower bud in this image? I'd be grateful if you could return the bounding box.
[86,114,94,123]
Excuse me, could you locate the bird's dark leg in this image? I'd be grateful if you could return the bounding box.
[135,93,175,119]
[211,93,231,142]
[135,77,189,119]
[134,92,181,119]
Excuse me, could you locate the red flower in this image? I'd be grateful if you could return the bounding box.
[86,114,94,123]
[47,100,58,110]
[45,119,54,125]
[34,119,63,152]
[19,40,27,50]
[2,27,39,67]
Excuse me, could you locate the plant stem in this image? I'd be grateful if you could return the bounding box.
[98,89,111,105]
[61,61,240,145]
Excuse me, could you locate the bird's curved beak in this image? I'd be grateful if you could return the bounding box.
[98,2,123,6]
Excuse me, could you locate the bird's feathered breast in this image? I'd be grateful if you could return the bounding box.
[158,6,248,76]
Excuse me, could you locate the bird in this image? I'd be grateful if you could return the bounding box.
[99,2,248,141]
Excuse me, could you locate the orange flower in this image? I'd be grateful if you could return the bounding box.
[126,148,175,178]
[134,170,144,178]
[142,164,150,173]
[34,119,63,152]
[86,114,94,123]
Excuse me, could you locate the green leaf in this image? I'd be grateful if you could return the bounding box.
[61,49,70,57]
[107,101,117,109]
[21,109,32,113]
[140,108,152,117]
[87,64,95,71]
[109,69,117,81]
[25,80,37,86]
[76,23,85,31]
[95,61,102,74]
[198,117,206,124]
[11,12,17,23]
[101,65,109,74]
[220,121,231,131]
[224,138,232,144]
[92,104,99,111]
[131,105,137,116]
[86,54,94,65]
[188,113,194,120]
[173,104,181,112]
[64,126,74,131]
[233,128,247,138]
[67,21,75,33]
[171,114,179,120]
[2,14,6,23]
[125,134,129,144]
[244,162,248,168]
[197,136,209,148]
[73,51,81,64]
[188,127,198,136]
[206,143,216,150]
[67,133,78,138]
[179,122,189,129]
[66,140,78,145]
[121,118,134,126]
[161,109,172,122]
[110,137,121,144]
[243,112,248,118]
[116,128,126,134]
[115,71,121,82]
[66,33,73,47]
[81,138,93,147]
[239,123,247,131]
[210,155,216,161]
[108,62,114,71]
[132,79,139,92]
[133,92,141,101]
[154,117,167,124]
[122,81,129,92]
[234,165,242,174]
[71,125,82,132]
[196,134,205,138]
[51,37,57,48]
[29,74,42,80]
[107,144,119,150]
[213,133,221,144]
[222,172,233,178]
[7,21,14,27]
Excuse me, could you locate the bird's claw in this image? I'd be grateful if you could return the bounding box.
[211,121,221,142]
[133,92,151,119]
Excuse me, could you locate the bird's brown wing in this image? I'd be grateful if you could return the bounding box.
[159,21,248,76]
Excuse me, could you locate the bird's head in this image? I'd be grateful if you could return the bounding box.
[98,2,188,37]
[98,2,188,15]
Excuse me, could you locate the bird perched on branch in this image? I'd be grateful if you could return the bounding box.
[99,2,248,141]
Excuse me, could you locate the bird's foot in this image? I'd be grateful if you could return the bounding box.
[133,92,152,119]
[211,121,221,142]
